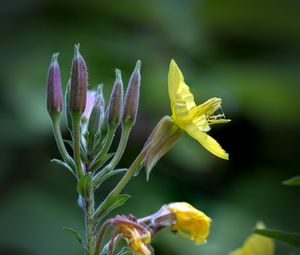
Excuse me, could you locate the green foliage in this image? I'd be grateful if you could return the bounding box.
[283,176,300,186]
[94,194,131,222]
[255,228,300,249]
[63,227,85,247]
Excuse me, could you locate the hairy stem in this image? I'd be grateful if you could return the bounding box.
[72,113,84,178]
[86,193,96,255]
[50,113,75,170]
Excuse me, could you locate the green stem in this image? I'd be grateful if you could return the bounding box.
[93,123,132,188]
[107,123,132,170]
[72,113,84,178]
[89,125,116,171]
[94,219,111,255]
[94,146,148,219]
[50,113,75,170]
[86,192,96,255]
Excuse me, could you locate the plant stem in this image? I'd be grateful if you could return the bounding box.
[94,219,111,255]
[50,113,75,170]
[72,113,85,178]
[94,145,148,220]
[107,123,132,170]
[86,192,97,255]
[89,125,116,171]
[93,123,132,188]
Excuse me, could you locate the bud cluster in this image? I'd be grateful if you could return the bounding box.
[46,44,142,180]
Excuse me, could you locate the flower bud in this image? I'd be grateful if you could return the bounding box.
[47,53,62,115]
[123,60,141,125]
[144,116,182,180]
[88,85,105,135]
[106,69,124,126]
[69,44,88,114]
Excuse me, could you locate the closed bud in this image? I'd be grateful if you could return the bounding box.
[70,44,88,114]
[106,69,124,126]
[88,85,105,135]
[123,60,141,125]
[47,53,63,115]
[144,116,182,180]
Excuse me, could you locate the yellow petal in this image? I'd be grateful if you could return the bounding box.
[231,233,274,255]
[168,59,183,108]
[168,60,196,119]
[184,124,229,160]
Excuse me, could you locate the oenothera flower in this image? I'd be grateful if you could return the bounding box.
[118,224,152,255]
[168,60,230,159]
[230,223,274,255]
[168,202,211,245]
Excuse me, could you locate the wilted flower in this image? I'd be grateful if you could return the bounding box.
[108,216,152,255]
[168,60,230,159]
[230,223,274,255]
[167,202,211,244]
[118,224,152,255]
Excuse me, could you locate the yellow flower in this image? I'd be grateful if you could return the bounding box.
[118,224,152,255]
[168,202,211,245]
[168,60,230,159]
[230,223,274,255]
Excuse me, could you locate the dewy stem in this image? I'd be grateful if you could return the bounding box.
[50,113,75,169]
[72,112,84,178]
[86,192,96,255]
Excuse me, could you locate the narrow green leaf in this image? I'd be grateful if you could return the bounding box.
[51,158,75,175]
[63,227,84,246]
[94,168,127,189]
[77,173,93,199]
[255,228,300,248]
[94,194,131,222]
[283,176,300,186]
[89,152,114,172]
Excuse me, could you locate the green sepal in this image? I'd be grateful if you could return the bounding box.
[255,228,300,248]
[116,247,132,255]
[94,168,127,189]
[89,152,114,172]
[283,176,300,186]
[63,227,85,248]
[51,158,75,175]
[77,173,93,199]
[94,194,131,222]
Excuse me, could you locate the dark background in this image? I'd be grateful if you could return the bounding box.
[0,0,300,254]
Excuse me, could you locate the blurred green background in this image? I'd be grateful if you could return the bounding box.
[1,0,300,254]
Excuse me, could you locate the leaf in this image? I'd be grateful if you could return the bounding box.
[255,228,300,248]
[94,194,131,222]
[89,153,114,172]
[51,159,75,175]
[283,176,300,186]
[77,173,93,199]
[116,247,132,255]
[63,227,84,247]
[94,168,127,189]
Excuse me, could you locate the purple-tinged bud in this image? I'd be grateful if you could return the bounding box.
[69,44,88,114]
[47,53,62,115]
[106,69,124,126]
[88,85,105,135]
[122,60,141,125]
